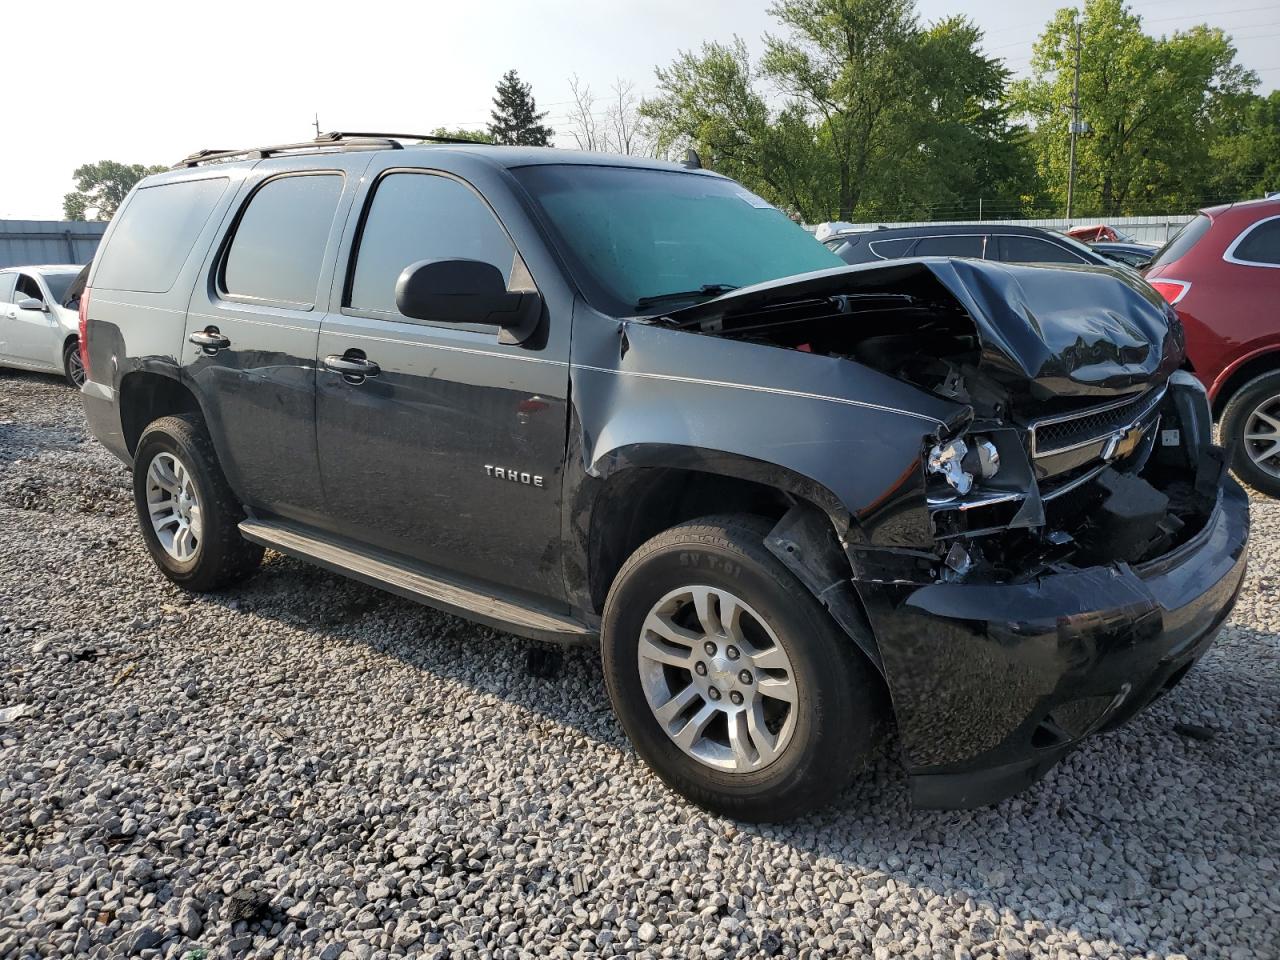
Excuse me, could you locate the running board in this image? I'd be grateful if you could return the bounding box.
[238,519,595,645]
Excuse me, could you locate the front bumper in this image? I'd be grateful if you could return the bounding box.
[856,478,1249,809]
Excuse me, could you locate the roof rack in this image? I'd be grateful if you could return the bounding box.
[173,130,487,169]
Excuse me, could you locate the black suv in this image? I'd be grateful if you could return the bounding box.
[80,133,1248,820]
[823,222,1114,268]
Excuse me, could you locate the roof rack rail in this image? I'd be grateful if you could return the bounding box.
[173,130,486,169]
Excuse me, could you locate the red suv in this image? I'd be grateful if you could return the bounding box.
[1145,197,1280,496]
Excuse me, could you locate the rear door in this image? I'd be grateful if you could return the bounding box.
[313,162,571,600]
[184,154,371,523]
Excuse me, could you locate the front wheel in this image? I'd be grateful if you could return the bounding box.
[132,414,263,591]
[1221,370,1280,499]
[601,515,884,822]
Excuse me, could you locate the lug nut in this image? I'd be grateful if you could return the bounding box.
[726,645,740,660]
[694,662,707,676]
[703,641,717,656]
[739,670,752,685]
[708,687,721,701]
[729,691,743,705]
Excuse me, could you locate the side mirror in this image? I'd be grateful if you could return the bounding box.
[16,297,46,312]
[394,259,541,345]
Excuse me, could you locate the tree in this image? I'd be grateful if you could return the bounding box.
[488,70,554,146]
[427,127,495,144]
[63,161,166,221]
[642,0,1038,222]
[566,75,606,151]
[1009,0,1258,216]
[566,75,656,156]
[1208,90,1280,200]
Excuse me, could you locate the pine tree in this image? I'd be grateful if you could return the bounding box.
[488,70,555,146]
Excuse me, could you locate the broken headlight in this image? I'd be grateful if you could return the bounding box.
[927,436,1000,496]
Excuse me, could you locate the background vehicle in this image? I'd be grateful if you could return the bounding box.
[1144,197,1280,496]
[1065,224,1137,243]
[0,264,86,386]
[822,223,1114,267]
[80,133,1246,820]
[1090,240,1158,269]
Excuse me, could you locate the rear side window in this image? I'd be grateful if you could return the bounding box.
[1149,215,1212,270]
[347,173,515,316]
[1227,216,1280,266]
[867,237,915,259]
[222,173,344,308]
[914,234,984,258]
[997,235,1086,264]
[93,178,228,293]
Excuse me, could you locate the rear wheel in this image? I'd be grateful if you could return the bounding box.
[132,414,263,591]
[63,339,84,388]
[601,514,884,821]
[1221,370,1280,499]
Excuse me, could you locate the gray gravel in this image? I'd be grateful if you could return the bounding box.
[1,366,1277,960]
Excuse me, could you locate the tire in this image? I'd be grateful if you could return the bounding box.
[1220,369,1280,499]
[63,339,84,389]
[132,414,264,591]
[601,514,884,821]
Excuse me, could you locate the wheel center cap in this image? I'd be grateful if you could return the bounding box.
[708,655,737,689]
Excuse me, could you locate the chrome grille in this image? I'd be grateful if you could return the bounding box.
[1029,387,1165,458]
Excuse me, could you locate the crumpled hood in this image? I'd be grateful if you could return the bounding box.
[659,258,1183,401]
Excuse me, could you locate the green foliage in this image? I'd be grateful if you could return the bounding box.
[488,70,554,146]
[1009,0,1258,216]
[428,127,496,144]
[63,161,166,221]
[642,0,1043,222]
[1208,90,1280,199]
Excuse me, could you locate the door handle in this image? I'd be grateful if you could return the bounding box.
[323,352,380,384]
[189,327,231,354]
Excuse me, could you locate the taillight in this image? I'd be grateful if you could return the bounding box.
[78,286,91,380]
[1149,278,1190,305]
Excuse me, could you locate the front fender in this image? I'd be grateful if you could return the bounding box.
[569,306,966,549]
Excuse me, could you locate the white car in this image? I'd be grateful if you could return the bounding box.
[0,264,87,386]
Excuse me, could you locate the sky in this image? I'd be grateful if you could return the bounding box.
[4,0,1278,220]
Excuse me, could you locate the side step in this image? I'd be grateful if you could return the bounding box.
[238,519,595,645]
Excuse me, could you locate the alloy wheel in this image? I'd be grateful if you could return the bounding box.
[637,585,798,773]
[1243,394,1280,480]
[66,347,85,387]
[145,452,203,562]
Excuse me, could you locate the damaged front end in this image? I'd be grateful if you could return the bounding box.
[656,258,1250,808]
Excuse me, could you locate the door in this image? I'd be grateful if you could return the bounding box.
[184,155,369,522]
[4,273,59,366]
[314,167,570,600]
[0,273,16,359]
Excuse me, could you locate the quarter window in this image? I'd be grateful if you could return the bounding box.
[866,237,916,260]
[998,235,1086,265]
[348,172,516,317]
[1229,217,1280,266]
[222,173,344,307]
[93,178,229,294]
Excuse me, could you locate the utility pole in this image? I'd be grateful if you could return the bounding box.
[313,113,321,138]
[1066,16,1083,220]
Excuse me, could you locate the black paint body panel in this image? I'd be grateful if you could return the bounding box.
[78,144,1249,810]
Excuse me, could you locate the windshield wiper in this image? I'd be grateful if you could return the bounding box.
[634,284,739,309]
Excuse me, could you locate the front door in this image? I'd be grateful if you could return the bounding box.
[314,166,570,601]
[6,272,59,366]
[184,154,370,522]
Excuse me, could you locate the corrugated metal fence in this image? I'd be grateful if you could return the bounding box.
[0,220,108,269]
[820,214,1196,245]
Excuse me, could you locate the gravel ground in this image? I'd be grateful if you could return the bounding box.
[1,367,1277,960]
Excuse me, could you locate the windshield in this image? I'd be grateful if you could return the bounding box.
[513,165,842,315]
[1148,215,1212,271]
[41,270,79,305]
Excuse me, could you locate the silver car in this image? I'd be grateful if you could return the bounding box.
[0,264,87,387]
